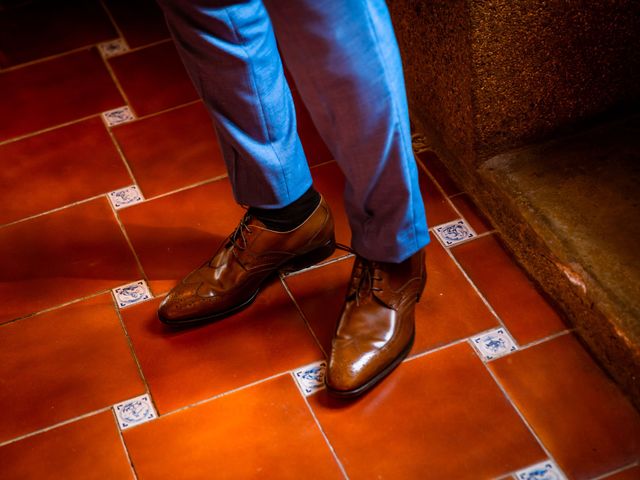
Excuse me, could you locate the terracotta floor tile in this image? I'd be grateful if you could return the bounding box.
[450,193,493,234]
[308,343,545,479]
[419,166,459,227]
[117,180,244,295]
[0,118,131,225]
[121,283,322,412]
[103,0,170,48]
[0,0,117,68]
[108,41,199,117]
[0,49,124,142]
[490,334,640,479]
[284,239,498,355]
[0,198,141,324]
[124,375,342,479]
[0,294,144,443]
[0,412,133,480]
[417,149,462,196]
[452,234,567,344]
[601,464,640,480]
[112,102,225,198]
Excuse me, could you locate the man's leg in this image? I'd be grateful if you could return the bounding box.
[265,0,429,396]
[156,0,336,326]
[265,0,429,263]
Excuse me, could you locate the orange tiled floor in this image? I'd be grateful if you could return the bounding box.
[1,2,638,479]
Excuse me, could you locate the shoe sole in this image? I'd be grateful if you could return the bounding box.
[325,331,415,398]
[158,238,336,328]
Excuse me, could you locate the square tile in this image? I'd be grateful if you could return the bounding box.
[102,106,136,126]
[117,180,244,295]
[452,234,568,344]
[0,49,124,141]
[307,343,546,479]
[108,41,199,117]
[123,375,343,479]
[515,460,567,480]
[114,393,158,430]
[434,218,477,246]
[120,282,323,413]
[111,102,226,198]
[0,294,145,443]
[0,412,133,479]
[112,280,152,308]
[285,239,498,357]
[108,185,144,209]
[98,38,130,59]
[490,334,640,479]
[293,361,327,396]
[471,327,518,361]
[0,0,117,68]
[0,117,131,225]
[103,0,171,48]
[0,198,142,324]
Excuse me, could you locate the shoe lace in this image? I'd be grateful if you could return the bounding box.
[351,256,383,306]
[229,212,253,252]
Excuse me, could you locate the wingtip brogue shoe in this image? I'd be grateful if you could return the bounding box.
[326,248,427,397]
[158,196,335,327]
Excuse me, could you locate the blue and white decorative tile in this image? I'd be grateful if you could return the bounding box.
[471,327,518,361]
[113,394,158,430]
[433,219,477,247]
[112,280,152,309]
[108,185,144,209]
[98,38,130,59]
[102,106,135,127]
[514,460,566,480]
[292,361,327,396]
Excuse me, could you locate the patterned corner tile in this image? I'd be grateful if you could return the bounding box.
[514,460,567,480]
[471,327,518,361]
[114,393,158,430]
[292,361,327,396]
[98,38,130,59]
[112,280,152,309]
[433,219,477,247]
[102,106,135,126]
[411,132,431,154]
[108,185,144,209]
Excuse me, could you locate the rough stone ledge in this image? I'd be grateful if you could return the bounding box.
[421,113,640,409]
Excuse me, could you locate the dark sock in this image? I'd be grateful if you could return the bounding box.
[249,186,321,231]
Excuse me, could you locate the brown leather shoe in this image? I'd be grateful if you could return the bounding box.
[158,197,335,326]
[325,249,426,397]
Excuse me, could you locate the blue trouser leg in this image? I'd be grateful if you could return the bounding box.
[157,0,312,208]
[159,0,430,262]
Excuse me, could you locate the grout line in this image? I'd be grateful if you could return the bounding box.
[111,409,140,480]
[98,0,126,41]
[0,407,112,448]
[279,276,329,358]
[0,43,117,74]
[448,191,465,199]
[281,251,354,278]
[103,116,139,186]
[0,113,102,147]
[100,49,137,117]
[116,99,201,124]
[158,371,291,419]
[142,173,229,202]
[590,461,639,480]
[403,337,469,364]
[107,197,152,293]
[0,288,112,328]
[416,157,468,221]
[296,380,350,480]
[309,158,338,170]
[513,329,572,354]
[113,38,173,56]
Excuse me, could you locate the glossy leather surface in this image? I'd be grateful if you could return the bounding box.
[326,249,426,396]
[158,197,335,325]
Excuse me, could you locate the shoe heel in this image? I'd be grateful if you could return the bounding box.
[282,238,336,273]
